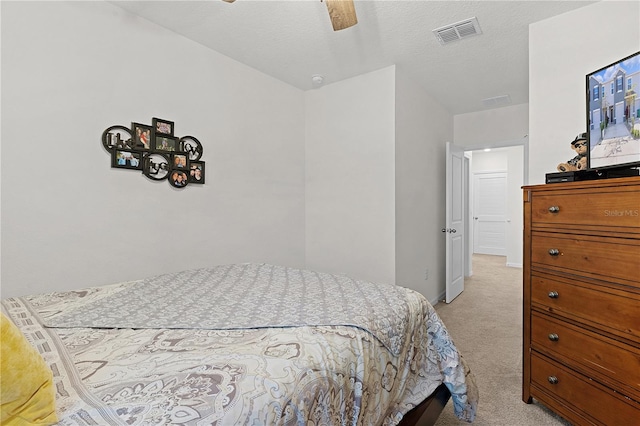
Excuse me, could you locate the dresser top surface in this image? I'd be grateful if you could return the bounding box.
[524,176,640,192]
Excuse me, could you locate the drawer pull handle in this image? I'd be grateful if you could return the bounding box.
[548,333,559,341]
[548,206,560,213]
[548,376,559,385]
[548,291,559,299]
[548,248,560,256]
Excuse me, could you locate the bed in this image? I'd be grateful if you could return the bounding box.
[1,263,478,425]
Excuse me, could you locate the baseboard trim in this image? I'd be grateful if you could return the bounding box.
[506,262,523,268]
[431,291,446,306]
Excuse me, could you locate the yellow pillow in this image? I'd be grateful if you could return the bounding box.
[1,312,58,425]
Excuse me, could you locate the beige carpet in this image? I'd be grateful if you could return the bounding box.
[433,254,571,426]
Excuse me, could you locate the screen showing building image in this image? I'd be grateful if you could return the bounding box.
[586,51,640,169]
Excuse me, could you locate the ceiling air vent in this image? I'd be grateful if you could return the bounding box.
[433,17,482,45]
[482,95,512,109]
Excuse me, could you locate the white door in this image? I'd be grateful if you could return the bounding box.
[473,172,507,256]
[445,142,466,303]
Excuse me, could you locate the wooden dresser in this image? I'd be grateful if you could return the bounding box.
[523,177,640,425]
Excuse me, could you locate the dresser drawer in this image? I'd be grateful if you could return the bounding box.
[531,313,640,397]
[531,232,640,287]
[531,353,640,424]
[531,189,640,229]
[531,274,640,341]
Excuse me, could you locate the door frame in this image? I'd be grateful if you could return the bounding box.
[459,137,529,284]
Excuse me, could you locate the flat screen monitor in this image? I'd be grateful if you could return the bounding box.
[586,51,640,170]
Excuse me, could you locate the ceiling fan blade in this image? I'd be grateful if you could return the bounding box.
[325,0,358,31]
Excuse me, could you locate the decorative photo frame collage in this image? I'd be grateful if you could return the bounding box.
[102,118,205,188]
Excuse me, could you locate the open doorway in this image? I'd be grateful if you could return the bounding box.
[464,144,525,276]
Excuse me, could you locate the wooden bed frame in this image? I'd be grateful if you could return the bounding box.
[398,383,451,426]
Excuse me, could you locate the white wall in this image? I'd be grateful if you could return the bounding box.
[454,103,529,150]
[304,67,396,285]
[1,1,306,298]
[304,66,454,304]
[505,145,524,267]
[471,150,509,172]
[529,0,640,184]
[395,67,453,304]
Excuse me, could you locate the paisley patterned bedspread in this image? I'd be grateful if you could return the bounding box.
[1,264,478,425]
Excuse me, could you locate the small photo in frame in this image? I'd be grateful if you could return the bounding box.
[132,122,152,150]
[112,150,142,170]
[152,117,174,136]
[153,135,177,152]
[172,153,188,169]
[189,161,205,184]
[169,170,189,188]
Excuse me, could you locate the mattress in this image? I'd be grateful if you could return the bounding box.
[1,263,478,425]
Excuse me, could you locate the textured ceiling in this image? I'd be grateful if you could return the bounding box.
[110,0,596,115]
